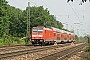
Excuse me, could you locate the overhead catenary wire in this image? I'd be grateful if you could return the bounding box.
[40,0,82,33]
[40,0,71,27]
[40,0,74,31]
[68,3,90,36]
[68,3,82,23]
[68,3,83,36]
[40,0,74,22]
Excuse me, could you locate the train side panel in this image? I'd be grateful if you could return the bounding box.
[43,28,55,44]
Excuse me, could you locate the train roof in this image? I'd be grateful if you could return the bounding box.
[51,27,63,32]
[70,33,74,35]
[32,26,74,34]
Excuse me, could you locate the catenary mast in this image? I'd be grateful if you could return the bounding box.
[26,2,30,44]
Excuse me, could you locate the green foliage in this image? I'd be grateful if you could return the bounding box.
[85,44,90,52]
[0,35,25,46]
[0,1,63,45]
[0,0,9,37]
[0,38,4,46]
[62,28,69,31]
[75,35,78,40]
[85,36,90,52]
[28,6,63,29]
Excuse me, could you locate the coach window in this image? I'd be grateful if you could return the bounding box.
[64,38,67,40]
[57,37,60,40]
[61,34,63,37]
[54,33,56,36]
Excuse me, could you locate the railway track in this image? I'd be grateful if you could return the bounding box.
[0,43,71,59]
[0,45,35,54]
[36,43,86,60]
[0,44,31,49]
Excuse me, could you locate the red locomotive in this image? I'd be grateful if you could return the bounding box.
[31,26,75,45]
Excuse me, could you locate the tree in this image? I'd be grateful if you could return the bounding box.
[75,35,78,40]
[25,6,63,30]
[0,0,10,37]
[0,1,63,38]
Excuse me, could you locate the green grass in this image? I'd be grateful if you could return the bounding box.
[0,39,5,46]
[85,43,90,52]
[0,36,26,46]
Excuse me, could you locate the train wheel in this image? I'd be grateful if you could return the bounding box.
[41,41,45,46]
[61,41,64,44]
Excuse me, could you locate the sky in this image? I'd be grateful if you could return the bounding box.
[6,0,90,36]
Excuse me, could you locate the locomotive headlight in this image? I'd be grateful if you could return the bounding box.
[40,40,43,42]
[40,37,42,39]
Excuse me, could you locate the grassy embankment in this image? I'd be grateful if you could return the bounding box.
[0,35,26,46]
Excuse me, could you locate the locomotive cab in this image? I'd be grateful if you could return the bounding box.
[31,26,44,45]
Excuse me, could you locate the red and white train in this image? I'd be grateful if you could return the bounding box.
[31,26,75,45]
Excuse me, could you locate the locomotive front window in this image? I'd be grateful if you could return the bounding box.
[33,28,43,32]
